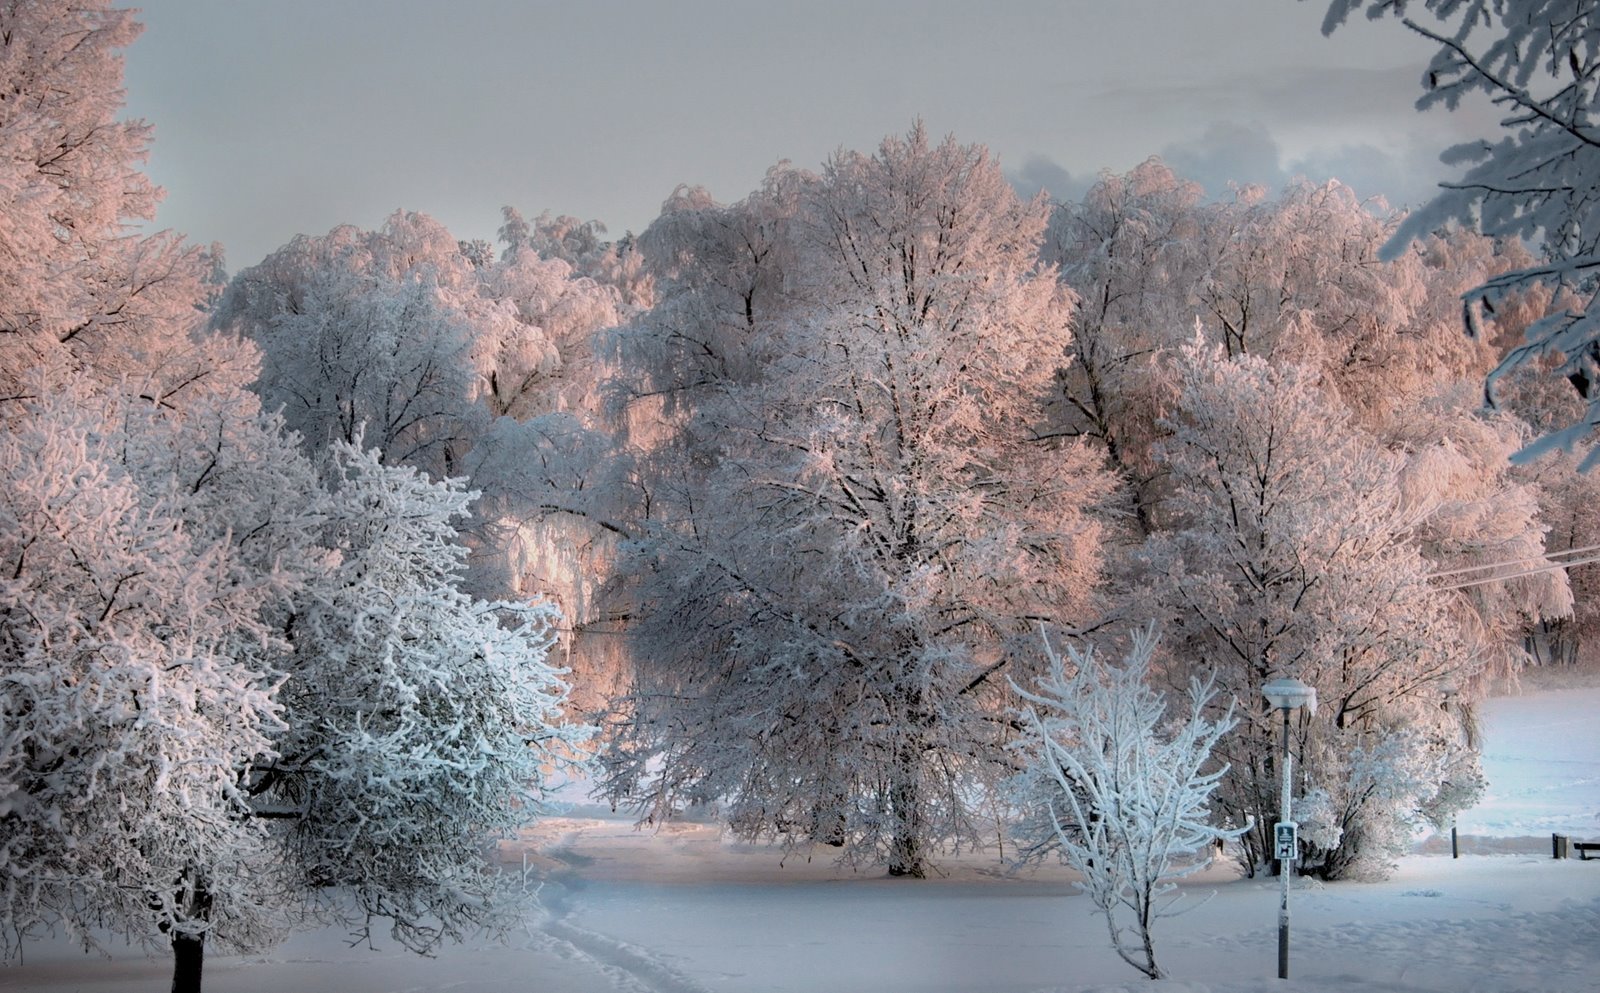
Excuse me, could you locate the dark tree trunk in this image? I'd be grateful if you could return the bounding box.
[888,829,924,877]
[810,797,848,847]
[170,931,205,993]
[169,877,213,993]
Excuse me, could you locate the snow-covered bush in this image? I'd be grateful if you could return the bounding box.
[1011,625,1241,981]
[259,439,590,951]
[1302,714,1484,880]
[1141,339,1489,878]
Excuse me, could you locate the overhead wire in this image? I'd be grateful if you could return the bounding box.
[1423,541,1600,581]
[1430,547,1600,593]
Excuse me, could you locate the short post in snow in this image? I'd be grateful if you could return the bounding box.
[1263,677,1317,981]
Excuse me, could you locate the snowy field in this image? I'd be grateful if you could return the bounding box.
[7,683,1599,993]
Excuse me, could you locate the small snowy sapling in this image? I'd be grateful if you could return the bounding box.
[1013,625,1241,981]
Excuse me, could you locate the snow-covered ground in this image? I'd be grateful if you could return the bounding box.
[8,684,1600,993]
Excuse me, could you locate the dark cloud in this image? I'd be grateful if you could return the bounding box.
[1146,120,1451,212]
[1159,122,1289,198]
[1287,141,1449,210]
[1006,156,1091,205]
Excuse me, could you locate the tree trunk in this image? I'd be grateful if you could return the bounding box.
[810,794,848,847]
[887,742,925,878]
[171,931,205,993]
[887,816,924,877]
[169,877,212,993]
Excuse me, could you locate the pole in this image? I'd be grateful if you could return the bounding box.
[1278,707,1291,981]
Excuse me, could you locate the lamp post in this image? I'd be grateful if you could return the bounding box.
[1262,677,1317,981]
[1441,683,1459,859]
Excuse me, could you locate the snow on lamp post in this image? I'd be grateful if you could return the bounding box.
[1262,677,1316,981]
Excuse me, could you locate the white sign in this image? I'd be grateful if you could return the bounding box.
[1274,821,1298,861]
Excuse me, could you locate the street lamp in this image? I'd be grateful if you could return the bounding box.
[1440,682,1460,859]
[1262,677,1317,981]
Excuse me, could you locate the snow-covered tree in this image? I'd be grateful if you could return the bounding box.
[476,245,621,420]
[0,383,317,988]
[1043,164,1511,535]
[256,439,587,953]
[211,217,485,479]
[1012,625,1241,981]
[1041,159,1206,532]
[0,7,590,990]
[618,170,809,411]
[1,397,588,991]
[1389,382,1572,682]
[1141,338,1480,878]
[0,0,219,407]
[500,206,654,310]
[604,125,1114,878]
[1322,0,1600,465]
[213,210,633,685]
[0,6,305,984]
[1521,444,1600,664]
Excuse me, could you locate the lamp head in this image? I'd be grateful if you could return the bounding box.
[1262,677,1317,715]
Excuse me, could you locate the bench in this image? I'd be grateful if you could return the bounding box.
[1575,841,1600,860]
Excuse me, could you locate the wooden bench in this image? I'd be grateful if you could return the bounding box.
[1574,841,1600,860]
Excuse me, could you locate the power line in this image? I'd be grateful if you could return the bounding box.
[1432,549,1600,593]
[1424,541,1600,581]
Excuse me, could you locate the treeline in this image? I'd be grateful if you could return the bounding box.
[5,2,1599,992]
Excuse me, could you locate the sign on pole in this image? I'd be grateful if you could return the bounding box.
[1274,821,1298,861]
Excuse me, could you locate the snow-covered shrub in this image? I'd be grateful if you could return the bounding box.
[260,439,590,951]
[1303,720,1482,880]
[1141,339,1491,878]
[1012,624,1241,981]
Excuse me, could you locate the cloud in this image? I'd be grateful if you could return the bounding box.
[1158,122,1289,198]
[1006,155,1091,205]
[1147,119,1452,212]
[1099,65,1431,133]
[1287,141,1450,210]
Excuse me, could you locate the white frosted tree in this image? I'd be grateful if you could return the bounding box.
[255,439,587,952]
[604,125,1113,878]
[1012,625,1240,981]
[1041,158,1207,532]
[1179,177,1513,433]
[1323,0,1600,464]
[618,170,809,411]
[210,216,485,479]
[0,0,217,407]
[476,247,620,420]
[1141,338,1482,878]
[1043,164,1514,536]
[0,5,311,985]
[213,211,633,695]
[0,8,590,991]
[1389,381,1572,682]
[1521,443,1600,664]
[0,383,319,989]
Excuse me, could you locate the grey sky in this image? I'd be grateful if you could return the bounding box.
[120,0,1491,272]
